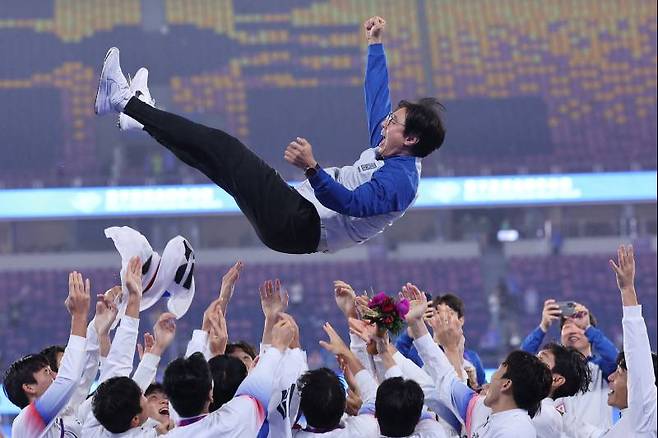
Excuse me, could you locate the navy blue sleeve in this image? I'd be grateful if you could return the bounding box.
[364,43,392,148]
[465,349,487,385]
[395,332,425,367]
[586,326,619,380]
[520,326,547,354]
[308,163,416,217]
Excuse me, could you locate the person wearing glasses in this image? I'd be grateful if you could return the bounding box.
[93,16,446,254]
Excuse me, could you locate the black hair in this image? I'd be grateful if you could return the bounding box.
[617,351,658,387]
[501,350,552,418]
[208,355,248,412]
[432,293,465,318]
[163,352,212,418]
[375,377,424,437]
[225,341,257,360]
[397,98,446,158]
[144,382,166,398]
[2,354,50,408]
[540,343,592,399]
[92,376,143,433]
[298,368,346,430]
[39,345,65,373]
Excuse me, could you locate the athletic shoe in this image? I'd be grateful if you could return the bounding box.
[94,47,132,115]
[118,67,155,131]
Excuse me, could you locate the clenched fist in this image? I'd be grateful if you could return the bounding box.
[364,16,386,45]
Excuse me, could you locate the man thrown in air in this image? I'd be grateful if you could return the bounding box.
[94,17,446,254]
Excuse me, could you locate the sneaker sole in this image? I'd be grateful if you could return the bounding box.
[94,47,117,115]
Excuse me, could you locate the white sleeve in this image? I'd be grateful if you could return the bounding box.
[393,351,437,395]
[132,353,161,392]
[98,316,139,383]
[64,322,101,417]
[414,418,449,438]
[384,364,403,379]
[622,305,658,433]
[27,335,87,436]
[185,329,210,359]
[354,369,378,405]
[350,334,378,381]
[414,334,476,423]
[236,347,284,409]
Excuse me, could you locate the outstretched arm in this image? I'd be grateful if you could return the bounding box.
[610,245,657,433]
[363,16,391,148]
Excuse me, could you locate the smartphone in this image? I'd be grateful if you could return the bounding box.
[555,301,577,317]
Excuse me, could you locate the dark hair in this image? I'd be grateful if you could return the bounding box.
[225,341,257,360]
[298,368,346,430]
[375,377,424,437]
[39,345,65,373]
[397,98,446,158]
[432,293,465,318]
[2,354,50,408]
[163,352,212,418]
[145,382,166,398]
[617,351,658,387]
[540,343,592,399]
[208,355,248,412]
[560,310,598,329]
[92,376,143,433]
[501,351,552,418]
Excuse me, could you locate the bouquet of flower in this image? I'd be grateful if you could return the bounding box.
[361,292,410,335]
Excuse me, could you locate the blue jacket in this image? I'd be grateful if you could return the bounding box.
[520,325,619,380]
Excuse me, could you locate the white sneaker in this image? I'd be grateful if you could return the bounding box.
[94,47,131,115]
[118,67,155,131]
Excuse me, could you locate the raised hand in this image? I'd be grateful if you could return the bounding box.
[125,256,143,297]
[271,318,295,352]
[259,279,289,320]
[348,317,377,344]
[539,299,561,332]
[431,309,463,351]
[66,271,92,337]
[401,283,428,323]
[137,332,155,361]
[152,312,177,356]
[363,16,386,45]
[610,244,636,292]
[334,280,357,319]
[218,261,244,315]
[94,287,120,336]
[284,137,317,171]
[568,303,591,331]
[319,322,351,357]
[207,307,228,357]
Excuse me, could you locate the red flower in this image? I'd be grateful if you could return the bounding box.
[381,301,395,313]
[383,316,394,325]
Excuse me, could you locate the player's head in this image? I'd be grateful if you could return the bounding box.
[144,382,170,424]
[538,343,592,399]
[375,377,424,437]
[433,293,465,324]
[298,368,346,430]
[608,350,658,409]
[39,345,65,375]
[560,308,597,353]
[208,354,248,412]
[92,376,148,433]
[226,341,257,371]
[3,354,53,408]
[163,352,213,418]
[379,98,445,159]
[484,350,552,418]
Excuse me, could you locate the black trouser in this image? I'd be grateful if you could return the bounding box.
[123,97,321,254]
